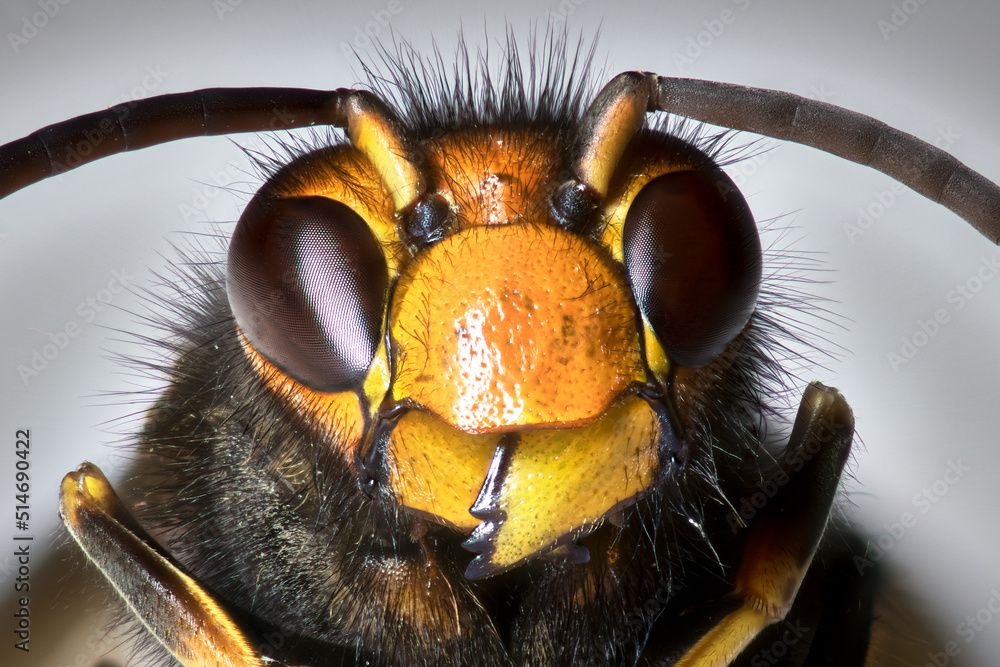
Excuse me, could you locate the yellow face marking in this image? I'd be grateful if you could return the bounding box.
[385,410,496,531]
[468,395,660,574]
[233,124,741,580]
[362,336,392,420]
[384,395,660,576]
[643,321,671,380]
[390,223,645,433]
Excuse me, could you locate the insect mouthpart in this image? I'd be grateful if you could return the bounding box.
[361,389,680,580]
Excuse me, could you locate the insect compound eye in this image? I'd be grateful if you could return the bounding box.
[623,170,762,368]
[227,196,388,392]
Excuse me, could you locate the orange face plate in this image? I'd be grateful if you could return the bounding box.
[390,222,646,434]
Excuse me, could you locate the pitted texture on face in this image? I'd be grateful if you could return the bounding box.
[390,223,645,434]
[424,129,564,231]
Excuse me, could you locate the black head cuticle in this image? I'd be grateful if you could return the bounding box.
[402,192,452,246]
[550,179,600,234]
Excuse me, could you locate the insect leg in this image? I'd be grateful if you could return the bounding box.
[670,382,855,667]
[58,462,288,667]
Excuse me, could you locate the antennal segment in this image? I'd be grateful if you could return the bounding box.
[0,87,425,211]
[648,75,1000,244]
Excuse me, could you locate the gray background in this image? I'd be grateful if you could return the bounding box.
[2,0,999,664]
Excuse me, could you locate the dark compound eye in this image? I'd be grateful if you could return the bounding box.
[227,196,388,392]
[623,170,762,368]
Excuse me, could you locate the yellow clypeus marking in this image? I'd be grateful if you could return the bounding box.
[385,410,496,532]
[466,395,661,576]
[384,396,661,576]
[390,222,645,434]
